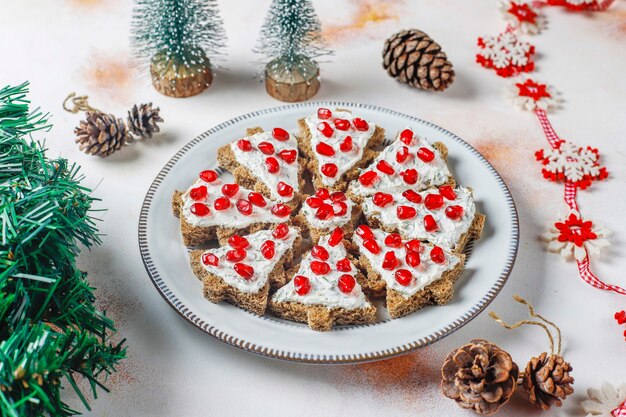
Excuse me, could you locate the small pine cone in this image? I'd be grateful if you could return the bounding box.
[441,339,519,415]
[522,353,574,410]
[74,112,131,157]
[382,29,455,92]
[127,103,164,140]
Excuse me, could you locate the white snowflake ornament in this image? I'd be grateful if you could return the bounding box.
[509,77,558,111]
[536,141,609,189]
[581,382,626,417]
[477,32,535,77]
[542,211,611,261]
[499,1,546,34]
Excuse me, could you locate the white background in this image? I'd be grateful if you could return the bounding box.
[1,0,625,416]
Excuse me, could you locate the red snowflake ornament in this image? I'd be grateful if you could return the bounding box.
[477,32,535,77]
[500,1,545,34]
[510,78,557,112]
[535,141,608,189]
[542,211,610,261]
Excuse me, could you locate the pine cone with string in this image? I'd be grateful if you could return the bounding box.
[74,112,131,157]
[127,103,164,140]
[382,29,455,92]
[522,353,574,410]
[441,339,519,415]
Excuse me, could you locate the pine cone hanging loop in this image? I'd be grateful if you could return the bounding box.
[522,352,574,410]
[74,111,131,157]
[382,29,455,92]
[127,103,164,140]
[441,339,519,415]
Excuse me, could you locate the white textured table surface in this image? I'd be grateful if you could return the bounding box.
[2,1,625,416]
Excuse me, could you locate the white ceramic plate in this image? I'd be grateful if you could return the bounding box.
[138,102,518,364]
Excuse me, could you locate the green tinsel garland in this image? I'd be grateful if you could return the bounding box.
[0,82,125,417]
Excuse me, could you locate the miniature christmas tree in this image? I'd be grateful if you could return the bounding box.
[254,0,332,102]
[131,0,227,97]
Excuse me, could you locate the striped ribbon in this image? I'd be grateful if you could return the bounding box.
[578,255,626,295]
[564,182,578,211]
[612,401,626,417]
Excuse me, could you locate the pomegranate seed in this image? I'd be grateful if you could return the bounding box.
[316,204,334,220]
[311,260,330,275]
[190,185,207,201]
[356,225,375,240]
[445,205,464,220]
[226,248,247,262]
[248,192,267,207]
[214,197,231,210]
[384,233,402,248]
[338,274,356,294]
[236,199,253,216]
[316,188,330,200]
[397,205,417,220]
[376,160,395,175]
[190,203,210,216]
[382,251,398,270]
[272,127,290,141]
[233,263,254,280]
[222,183,239,198]
[339,136,353,152]
[306,196,324,208]
[202,253,219,266]
[406,251,421,267]
[237,139,252,152]
[417,147,435,162]
[332,201,348,216]
[228,234,249,249]
[272,223,289,239]
[316,142,335,156]
[401,169,418,185]
[373,192,394,207]
[334,118,350,131]
[439,185,456,200]
[317,122,334,138]
[311,245,330,261]
[395,269,413,286]
[328,227,344,246]
[320,163,338,178]
[199,169,218,182]
[430,246,446,263]
[265,156,280,174]
[402,189,423,203]
[396,146,411,163]
[424,194,444,210]
[278,149,297,164]
[353,117,369,131]
[317,108,332,120]
[358,171,378,187]
[294,275,311,295]
[271,204,291,217]
[399,129,414,145]
[258,141,274,155]
[330,191,346,202]
[405,239,421,253]
[336,258,352,272]
[261,240,275,259]
[277,181,294,197]
[424,215,438,231]
[363,238,381,254]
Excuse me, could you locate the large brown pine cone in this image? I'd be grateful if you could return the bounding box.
[522,353,574,410]
[382,29,455,92]
[441,339,519,415]
[74,112,131,157]
[127,103,164,140]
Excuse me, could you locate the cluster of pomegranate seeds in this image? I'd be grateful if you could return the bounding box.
[337,274,356,294]
[248,192,267,207]
[336,257,351,272]
[396,146,411,163]
[310,260,330,275]
[402,189,422,203]
[400,168,418,185]
[294,275,311,295]
[237,139,252,152]
[397,205,417,220]
[202,253,219,267]
[261,240,275,259]
[394,269,413,286]
[277,181,294,197]
[339,136,352,152]
[199,170,218,183]
[191,203,210,216]
[424,193,444,210]
[430,246,446,263]
[306,189,349,220]
[399,129,414,145]
[358,170,378,187]
[317,121,334,138]
[272,223,289,239]
[424,214,438,231]
[353,117,369,131]
[445,205,464,220]
[376,160,395,175]
[373,192,393,207]
[328,227,344,246]
[417,147,435,162]
[190,185,207,201]
[234,263,254,279]
[311,245,330,261]
[272,127,290,141]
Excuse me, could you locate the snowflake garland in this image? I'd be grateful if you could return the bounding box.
[581,382,626,417]
[535,141,608,189]
[476,32,535,77]
[499,0,546,34]
[542,211,610,261]
[509,78,558,111]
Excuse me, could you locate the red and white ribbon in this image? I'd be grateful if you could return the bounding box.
[535,108,561,149]
[577,254,626,296]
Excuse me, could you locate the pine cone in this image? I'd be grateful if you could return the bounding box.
[382,29,455,92]
[522,353,574,410]
[74,112,131,157]
[127,103,164,140]
[441,339,519,415]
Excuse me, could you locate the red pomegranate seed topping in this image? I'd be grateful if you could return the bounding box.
[236,199,253,216]
[222,183,239,198]
[316,142,335,156]
[199,169,218,183]
[376,160,395,175]
[258,141,274,155]
[272,127,290,141]
[316,188,330,200]
[271,204,291,217]
[430,246,446,263]
[405,239,421,253]
[397,205,417,220]
[277,181,294,197]
[384,233,402,248]
[226,248,247,262]
[402,189,423,203]
[424,194,444,210]
[332,201,348,216]
[356,224,375,240]
[294,275,311,295]
[306,196,324,208]
[237,139,252,152]
[382,251,398,271]
[330,191,346,202]
[190,185,207,201]
[363,238,381,254]
[336,258,352,272]
[353,117,369,131]
[317,108,332,120]
[317,122,334,138]
[214,197,231,210]
[405,251,421,267]
[401,169,418,185]
[333,118,350,131]
[328,227,344,246]
[261,240,275,260]
[190,203,210,216]
[228,234,250,249]
[358,170,378,187]
[265,156,280,174]
[439,185,456,200]
[338,274,356,294]
[315,203,334,220]
[424,214,438,231]
[320,163,338,178]
[233,263,254,280]
[339,135,353,152]
[272,223,289,239]
[202,253,219,266]
[371,192,392,208]
[445,205,464,220]
[395,269,413,286]
[311,245,330,261]
[417,147,435,162]
[399,129,414,145]
[396,146,411,163]
[311,260,330,275]
[248,192,267,207]
[278,149,297,164]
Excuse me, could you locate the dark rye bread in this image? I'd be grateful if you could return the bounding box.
[293,197,362,245]
[216,127,305,210]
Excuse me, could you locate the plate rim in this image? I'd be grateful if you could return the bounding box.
[138,101,519,364]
